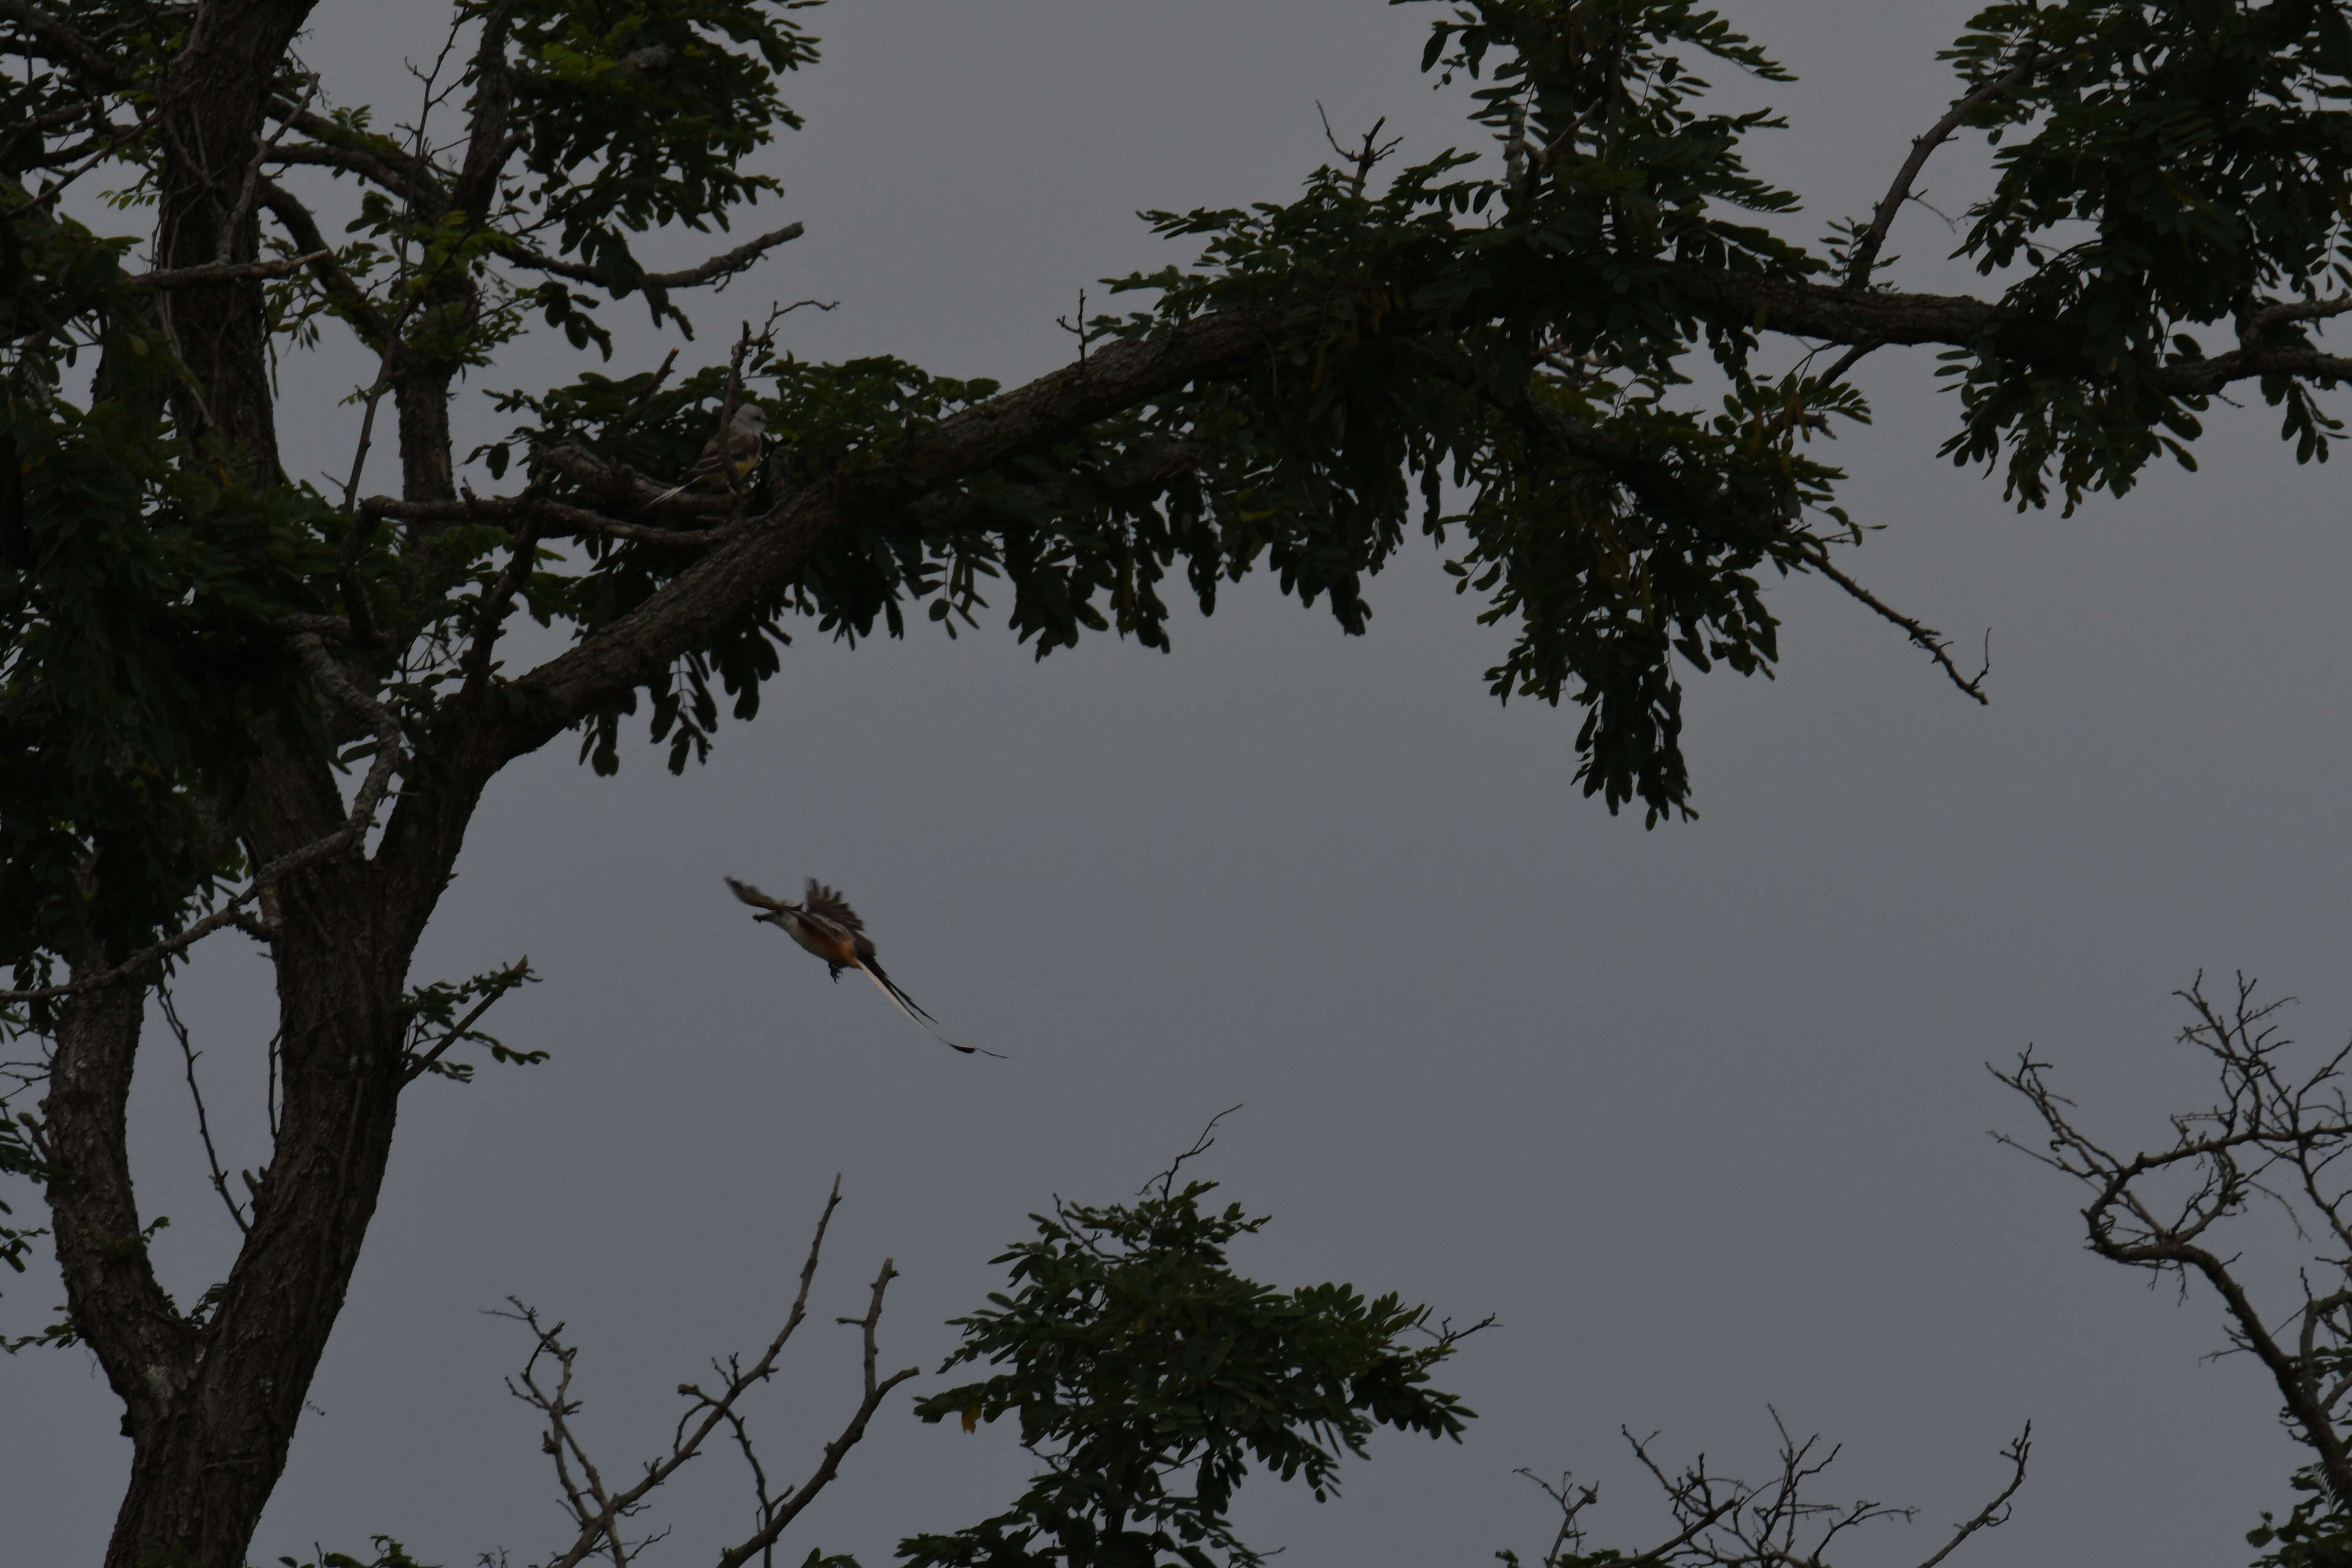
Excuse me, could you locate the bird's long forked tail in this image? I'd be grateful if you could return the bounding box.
[855,959,1004,1058]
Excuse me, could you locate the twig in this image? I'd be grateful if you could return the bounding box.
[1803,546,1990,705]
[220,70,319,266]
[1056,287,1089,369]
[160,985,248,1235]
[614,348,681,427]
[1144,1103,1244,1200]
[401,959,531,1085]
[1814,340,1880,391]
[1316,104,1399,197]
[1912,1425,2031,1568]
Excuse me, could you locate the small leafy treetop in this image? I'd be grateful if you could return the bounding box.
[4,1,2352,1564]
[902,1178,1477,1568]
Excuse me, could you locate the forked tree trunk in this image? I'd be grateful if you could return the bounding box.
[47,729,437,1567]
[35,8,466,1560]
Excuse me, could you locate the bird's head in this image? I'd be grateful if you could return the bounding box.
[732,403,768,434]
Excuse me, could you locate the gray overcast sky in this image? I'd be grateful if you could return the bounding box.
[9,3,2350,1565]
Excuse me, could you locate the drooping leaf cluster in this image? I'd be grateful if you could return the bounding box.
[898,1179,1473,1568]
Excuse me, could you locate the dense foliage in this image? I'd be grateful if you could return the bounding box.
[902,1179,1473,1568]
[5,2,2352,1564]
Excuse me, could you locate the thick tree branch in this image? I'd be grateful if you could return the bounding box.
[45,979,199,1432]
[362,488,735,547]
[451,1,518,223]
[1672,266,2352,393]
[265,101,449,212]
[256,177,397,345]
[125,250,326,290]
[465,307,1282,763]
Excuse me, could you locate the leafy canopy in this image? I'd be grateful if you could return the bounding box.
[900,1178,1474,1568]
[8,0,2352,994]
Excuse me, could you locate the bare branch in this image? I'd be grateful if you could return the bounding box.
[159,986,249,1235]
[222,71,319,266]
[1846,52,2044,290]
[361,487,734,548]
[265,140,446,215]
[458,512,546,702]
[1801,547,1991,705]
[1316,104,1399,197]
[1995,977,2352,1505]
[504,1179,918,1568]
[1913,1426,2031,1568]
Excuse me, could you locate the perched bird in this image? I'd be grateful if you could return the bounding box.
[647,403,767,506]
[725,876,999,1057]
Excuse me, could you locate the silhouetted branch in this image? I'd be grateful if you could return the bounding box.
[125,250,328,289]
[158,986,247,1235]
[1509,1417,2029,1568]
[1844,51,2044,289]
[1995,974,2352,1506]
[500,1179,917,1568]
[1801,547,1990,705]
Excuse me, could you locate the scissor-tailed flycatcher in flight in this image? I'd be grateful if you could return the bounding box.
[725,876,999,1057]
[648,403,767,506]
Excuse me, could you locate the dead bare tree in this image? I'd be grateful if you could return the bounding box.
[1505,1416,2031,1568]
[1996,974,2352,1519]
[493,1179,914,1568]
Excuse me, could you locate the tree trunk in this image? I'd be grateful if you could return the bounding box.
[45,716,446,1568]
[148,1,320,484]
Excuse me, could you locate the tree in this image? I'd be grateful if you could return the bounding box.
[429,1148,1484,1568]
[3,0,2350,1563]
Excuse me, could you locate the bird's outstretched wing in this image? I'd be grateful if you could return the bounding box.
[802,879,867,934]
[855,956,1004,1058]
[725,876,789,912]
